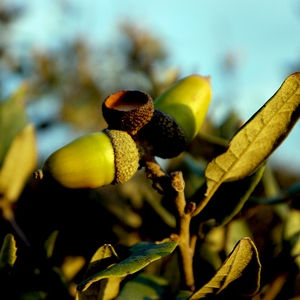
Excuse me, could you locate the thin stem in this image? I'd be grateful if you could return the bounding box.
[1,198,30,247]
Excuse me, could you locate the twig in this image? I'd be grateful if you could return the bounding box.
[140,152,196,291]
[142,155,171,194]
[171,171,196,291]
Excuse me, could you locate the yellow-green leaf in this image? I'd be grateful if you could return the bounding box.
[0,124,37,203]
[205,72,300,199]
[225,219,254,256]
[77,244,121,300]
[83,244,120,281]
[78,239,178,292]
[116,273,171,300]
[77,277,123,300]
[44,230,59,259]
[190,238,261,299]
[61,256,85,282]
[0,83,29,165]
[0,234,17,270]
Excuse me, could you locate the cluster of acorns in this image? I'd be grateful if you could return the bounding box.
[34,74,212,189]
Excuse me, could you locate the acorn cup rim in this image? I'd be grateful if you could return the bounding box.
[102,90,154,135]
[104,90,150,110]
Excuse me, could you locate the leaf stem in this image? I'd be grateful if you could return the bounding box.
[191,193,213,218]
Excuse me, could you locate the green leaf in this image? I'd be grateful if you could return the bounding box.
[0,84,29,166]
[190,238,261,299]
[77,239,178,292]
[83,244,120,281]
[116,273,171,300]
[204,72,300,199]
[77,244,121,300]
[0,234,17,270]
[176,290,193,300]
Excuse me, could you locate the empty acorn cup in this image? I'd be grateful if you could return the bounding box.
[102,90,154,135]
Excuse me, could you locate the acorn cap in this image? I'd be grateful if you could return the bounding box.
[105,129,139,184]
[138,109,187,159]
[102,90,154,135]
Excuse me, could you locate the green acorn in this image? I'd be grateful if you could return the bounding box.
[34,129,139,189]
[154,74,212,143]
[139,74,212,158]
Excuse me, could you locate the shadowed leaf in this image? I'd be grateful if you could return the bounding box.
[193,166,264,225]
[283,209,300,268]
[44,230,59,259]
[77,239,178,292]
[190,238,261,299]
[205,72,300,199]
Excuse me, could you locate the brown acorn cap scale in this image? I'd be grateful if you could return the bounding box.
[105,129,139,184]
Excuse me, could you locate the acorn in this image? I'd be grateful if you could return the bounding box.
[154,74,212,143]
[34,129,139,189]
[138,74,212,158]
[102,90,154,135]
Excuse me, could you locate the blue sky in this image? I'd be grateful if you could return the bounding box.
[11,0,300,170]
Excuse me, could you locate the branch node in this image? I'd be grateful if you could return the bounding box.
[185,202,196,214]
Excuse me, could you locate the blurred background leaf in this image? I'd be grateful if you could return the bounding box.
[0,84,29,165]
[0,123,37,203]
